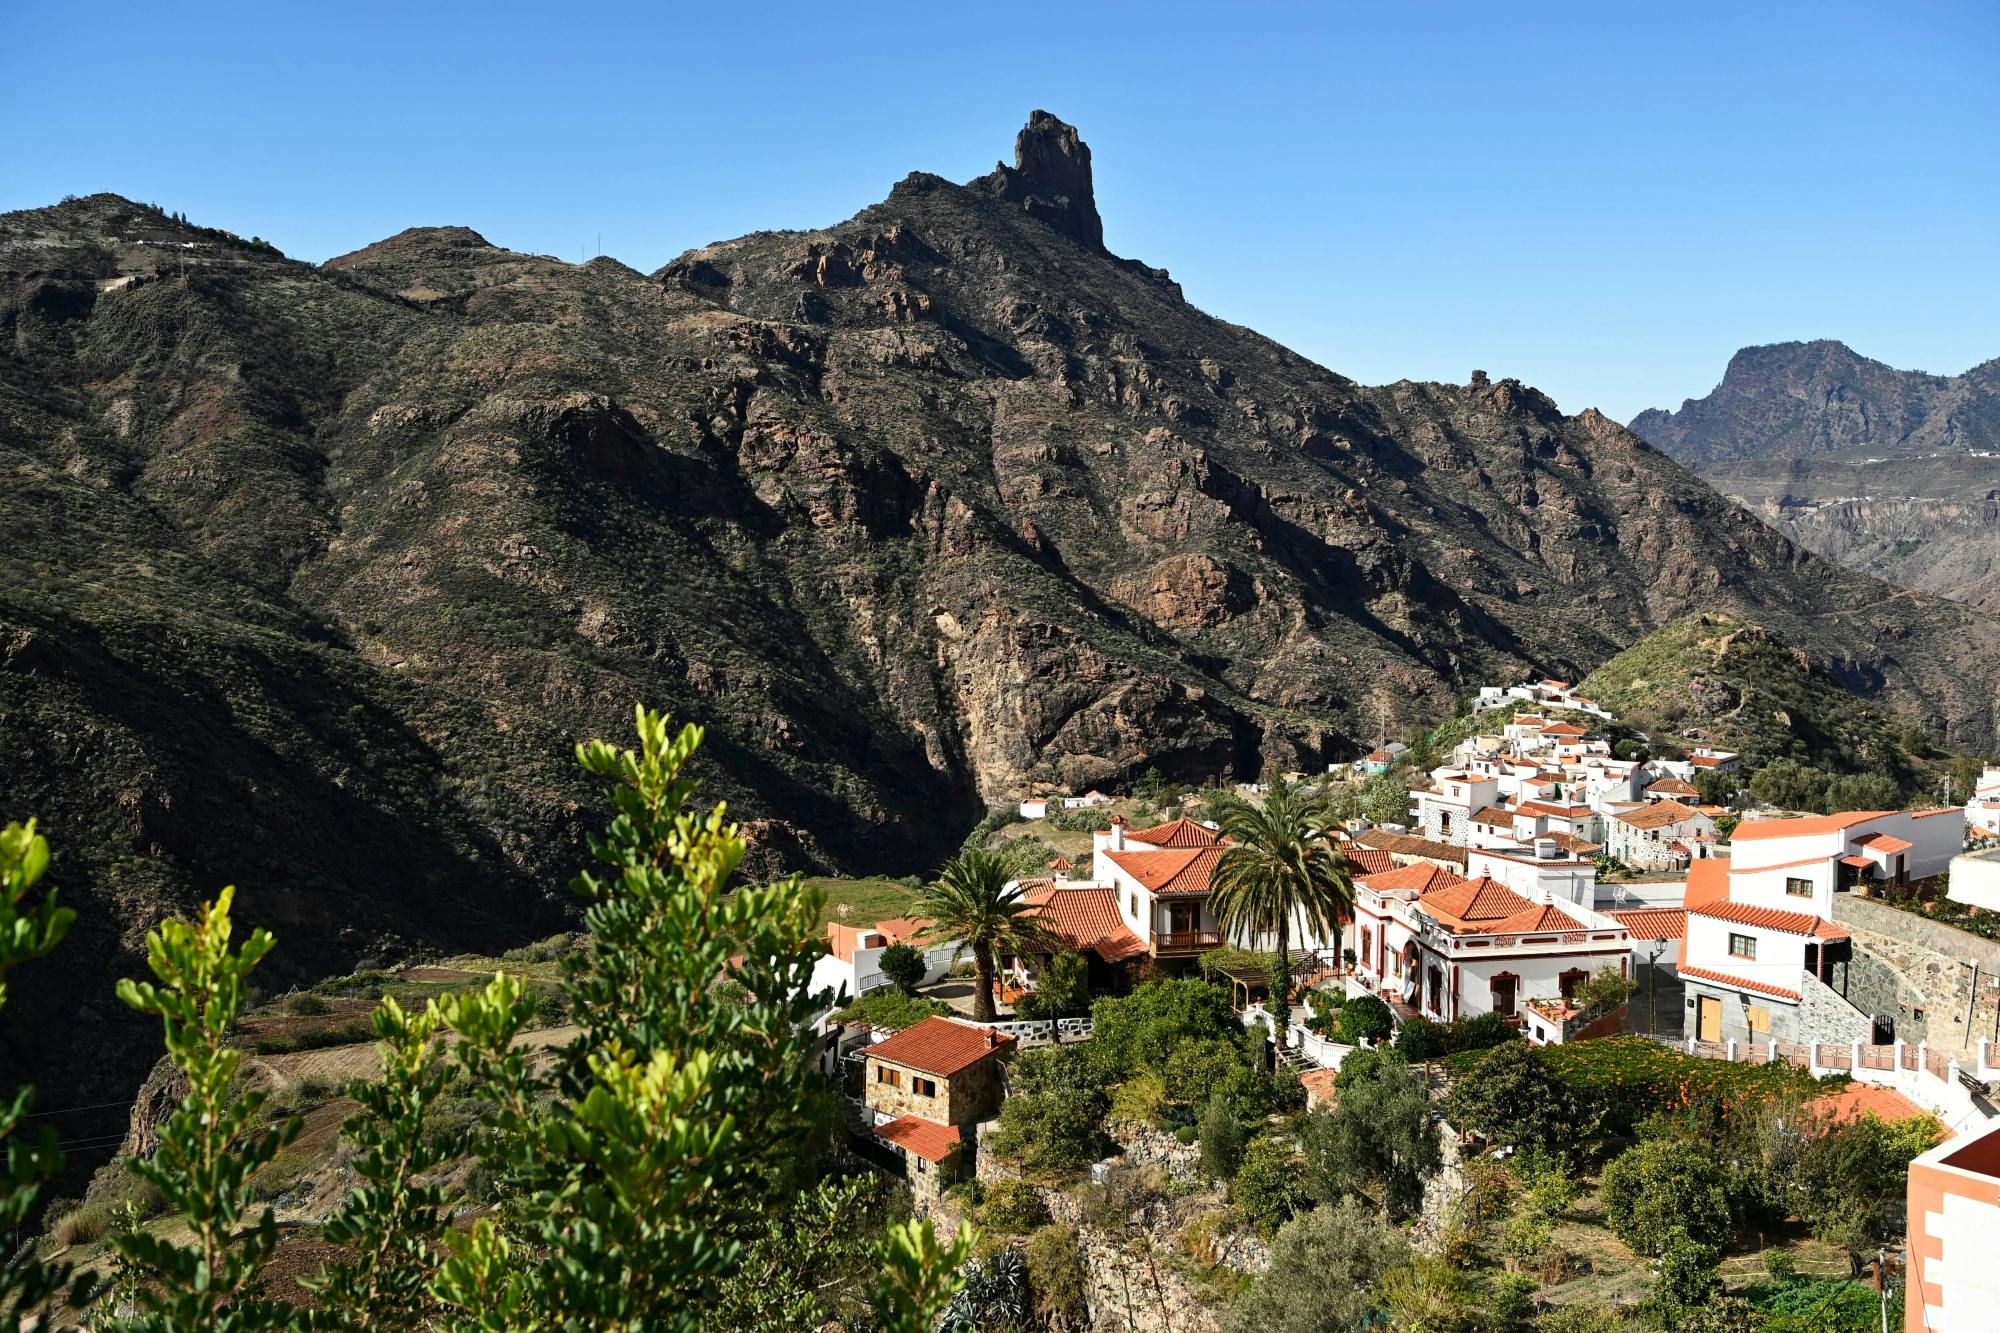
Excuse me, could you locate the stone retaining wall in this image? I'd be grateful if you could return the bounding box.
[1833,896,2000,1059]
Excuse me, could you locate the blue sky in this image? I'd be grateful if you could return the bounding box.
[6,0,1995,420]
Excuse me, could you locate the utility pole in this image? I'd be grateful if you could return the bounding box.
[1648,941,1666,1036]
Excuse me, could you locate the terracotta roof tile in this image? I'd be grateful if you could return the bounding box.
[1124,817,1223,849]
[864,1017,1015,1077]
[1490,902,1588,934]
[1646,777,1699,795]
[1416,875,1536,931]
[1471,805,1517,826]
[872,1115,963,1163]
[1730,811,1900,840]
[1679,963,1800,1001]
[1105,844,1227,897]
[1341,847,1395,875]
[1353,830,1470,866]
[1358,863,1468,896]
[1691,899,1850,939]
[1615,801,1705,830]
[1026,886,1147,963]
[1853,832,1913,854]
[1610,907,1687,940]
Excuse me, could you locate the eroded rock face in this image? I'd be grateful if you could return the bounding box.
[6,127,2000,1117]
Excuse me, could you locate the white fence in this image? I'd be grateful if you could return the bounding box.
[970,1016,1094,1043]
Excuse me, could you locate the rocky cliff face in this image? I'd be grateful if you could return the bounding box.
[7,116,2000,1113]
[1631,341,2000,604]
[1630,340,2000,469]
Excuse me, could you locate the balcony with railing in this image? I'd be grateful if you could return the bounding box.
[1151,929,1224,956]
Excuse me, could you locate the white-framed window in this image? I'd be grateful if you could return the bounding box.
[1728,933,1756,960]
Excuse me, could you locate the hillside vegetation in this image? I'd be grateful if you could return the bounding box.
[1579,613,1949,802]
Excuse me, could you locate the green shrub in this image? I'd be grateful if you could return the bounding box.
[1601,1138,1735,1253]
[1445,1043,1582,1155]
[282,991,331,1016]
[1229,1136,1304,1237]
[989,1046,1113,1176]
[1109,1072,1168,1127]
[977,1179,1048,1234]
[832,990,952,1032]
[1448,1034,1818,1134]
[1222,1198,1409,1333]
[1335,993,1393,1045]
[1089,978,1242,1078]
[1023,1224,1087,1327]
[876,943,926,995]
[1198,1097,1247,1181]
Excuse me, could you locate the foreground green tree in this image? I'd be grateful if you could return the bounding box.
[1210,779,1354,1002]
[1302,1049,1439,1220]
[89,707,970,1332]
[914,847,1058,1022]
[108,885,301,1332]
[1223,1198,1408,1333]
[1,820,92,1332]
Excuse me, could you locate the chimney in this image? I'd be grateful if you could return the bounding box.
[986,1029,997,1049]
[1535,837,1558,861]
[1108,815,1126,851]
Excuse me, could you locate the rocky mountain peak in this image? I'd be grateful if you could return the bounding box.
[972,109,1104,250]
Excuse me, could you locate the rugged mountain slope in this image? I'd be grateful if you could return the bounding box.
[6,114,2000,1112]
[1631,341,2000,603]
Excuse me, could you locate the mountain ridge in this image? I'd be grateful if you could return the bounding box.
[6,115,2000,1118]
[1630,339,2000,605]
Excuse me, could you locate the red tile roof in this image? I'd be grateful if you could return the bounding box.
[1691,899,1850,939]
[1124,817,1223,849]
[1490,902,1588,934]
[1341,846,1395,875]
[1023,886,1148,963]
[1104,844,1227,897]
[1517,800,1591,818]
[1417,876,1536,932]
[1679,963,1800,1002]
[1610,907,1688,941]
[1300,1068,1339,1107]
[1357,863,1468,896]
[1853,832,1913,855]
[1646,777,1699,796]
[872,1115,963,1163]
[1540,722,1588,737]
[1353,830,1469,867]
[864,1017,1015,1077]
[1471,805,1517,826]
[1730,811,1898,840]
[825,916,935,962]
[1807,1083,1934,1126]
[1614,801,1705,831]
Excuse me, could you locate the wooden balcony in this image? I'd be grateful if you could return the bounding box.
[1152,929,1223,956]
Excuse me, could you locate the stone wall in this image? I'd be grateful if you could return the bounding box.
[1832,897,2000,1059]
[1108,1118,1201,1176]
[1797,971,1872,1046]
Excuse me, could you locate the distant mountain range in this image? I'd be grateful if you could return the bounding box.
[1630,341,2000,609]
[8,115,2000,1114]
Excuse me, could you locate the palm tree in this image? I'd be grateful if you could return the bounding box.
[915,847,1062,1022]
[1209,778,1356,1006]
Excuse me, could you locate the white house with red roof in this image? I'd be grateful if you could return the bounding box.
[1349,864,1631,1031]
[1676,809,1958,1046]
[1090,816,1230,962]
[997,880,1149,994]
[1604,800,1718,871]
[1410,770,1501,846]
[812,916,960,1007]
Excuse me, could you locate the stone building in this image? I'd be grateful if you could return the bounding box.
[863,1016,1016,1196]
